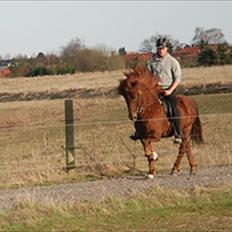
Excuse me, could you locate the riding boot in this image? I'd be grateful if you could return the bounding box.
[174,134,182,144]
[173,117,183,144]
[130,131,141,141]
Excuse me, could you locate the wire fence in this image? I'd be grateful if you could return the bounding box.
[0,114,232,231]
[0,109,232,188]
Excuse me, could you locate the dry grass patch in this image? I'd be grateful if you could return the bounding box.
[183,65,232,86]
[0,70,123,93]
[0,93,232,188]
[1,65,232,95]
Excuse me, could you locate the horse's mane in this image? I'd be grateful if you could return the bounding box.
[118,66,161,96]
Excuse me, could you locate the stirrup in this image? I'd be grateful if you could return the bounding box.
[129,133,140,141]
[174,135,182,144]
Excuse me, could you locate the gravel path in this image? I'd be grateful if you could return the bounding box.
[1,165,232,212]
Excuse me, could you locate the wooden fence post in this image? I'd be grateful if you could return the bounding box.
[65,99,76,172]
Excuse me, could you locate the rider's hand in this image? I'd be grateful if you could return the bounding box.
[164,89,172,96]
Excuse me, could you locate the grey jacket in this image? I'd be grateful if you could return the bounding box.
[148,53,182,90]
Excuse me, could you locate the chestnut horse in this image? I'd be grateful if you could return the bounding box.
[118,67,203,179]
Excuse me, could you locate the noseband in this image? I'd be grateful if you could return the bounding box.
[134,84,162,116]
[137,106,144,114]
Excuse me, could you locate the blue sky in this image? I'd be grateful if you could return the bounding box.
[1,1,232,58]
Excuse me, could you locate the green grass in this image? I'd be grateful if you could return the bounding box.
[1,185,232,231]
[191,93,232,115]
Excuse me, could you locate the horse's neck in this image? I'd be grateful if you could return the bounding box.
[140,87,162,110]
[139,85,154,105]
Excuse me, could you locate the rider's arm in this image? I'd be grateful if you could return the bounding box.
[164,79,181,96]
[164,57,182,96]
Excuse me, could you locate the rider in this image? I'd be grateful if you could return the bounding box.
[149,37,183,144]
[130,37,183,144]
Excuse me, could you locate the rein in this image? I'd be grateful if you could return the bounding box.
[135,83,162,115]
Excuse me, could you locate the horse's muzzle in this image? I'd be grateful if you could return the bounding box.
[129,113,137,121]
[129,107,143,121]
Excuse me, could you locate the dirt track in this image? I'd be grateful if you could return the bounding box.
[1,165,232,212]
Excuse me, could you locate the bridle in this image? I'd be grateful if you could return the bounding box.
[133,82,162,116]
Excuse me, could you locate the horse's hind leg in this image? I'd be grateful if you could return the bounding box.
[171,138,197,175]
[170,140,185,175]
[185,140,197,175]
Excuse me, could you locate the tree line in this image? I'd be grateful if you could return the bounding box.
[197,40,232,66]
[9,39,125,77]
[3,27,232,77]
[137,27,232,67]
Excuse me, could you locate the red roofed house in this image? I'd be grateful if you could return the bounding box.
[123,46,201,67]
[0,60,12,78]
[172,46,201,66]
[123,52,152,68]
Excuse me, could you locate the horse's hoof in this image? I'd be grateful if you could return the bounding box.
[190,170,197,176]
[190,166,197,175]
[146,174,154,180]
[170,168,180,175]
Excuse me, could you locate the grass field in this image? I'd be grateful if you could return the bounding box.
[0,92,232,188]
[0,65,232,188]
[1,65,232,94]
[1,66,232,230]
[1,184,232,231]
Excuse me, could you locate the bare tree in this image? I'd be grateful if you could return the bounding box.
[139,35,157,52]
[192,27,227,45]
[139,33,180,53]
[61,37,85,59]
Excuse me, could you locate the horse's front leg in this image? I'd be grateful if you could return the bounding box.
[141,139,158,179]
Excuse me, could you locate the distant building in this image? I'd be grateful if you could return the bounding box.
[172,46,201,65]
[123,52,152,67]
[0,60,12,78]
[123,48,201,67]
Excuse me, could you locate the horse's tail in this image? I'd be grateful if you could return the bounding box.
[190,114,204,145]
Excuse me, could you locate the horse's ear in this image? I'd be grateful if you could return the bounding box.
[123,69,134,78]
[130,80,138,87]
[123,71,129,78]
[127,80,137,88]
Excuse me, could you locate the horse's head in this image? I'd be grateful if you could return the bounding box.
[118,67,162,121]
[118,78,143,121]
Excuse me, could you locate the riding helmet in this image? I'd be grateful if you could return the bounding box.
[156,37,169,48]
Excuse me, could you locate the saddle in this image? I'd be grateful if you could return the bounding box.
[158,93,177,138]
[158,93,173,119]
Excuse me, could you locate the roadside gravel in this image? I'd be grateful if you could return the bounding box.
[1,165,232,212]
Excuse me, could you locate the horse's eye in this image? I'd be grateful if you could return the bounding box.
[132,95,137,100]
